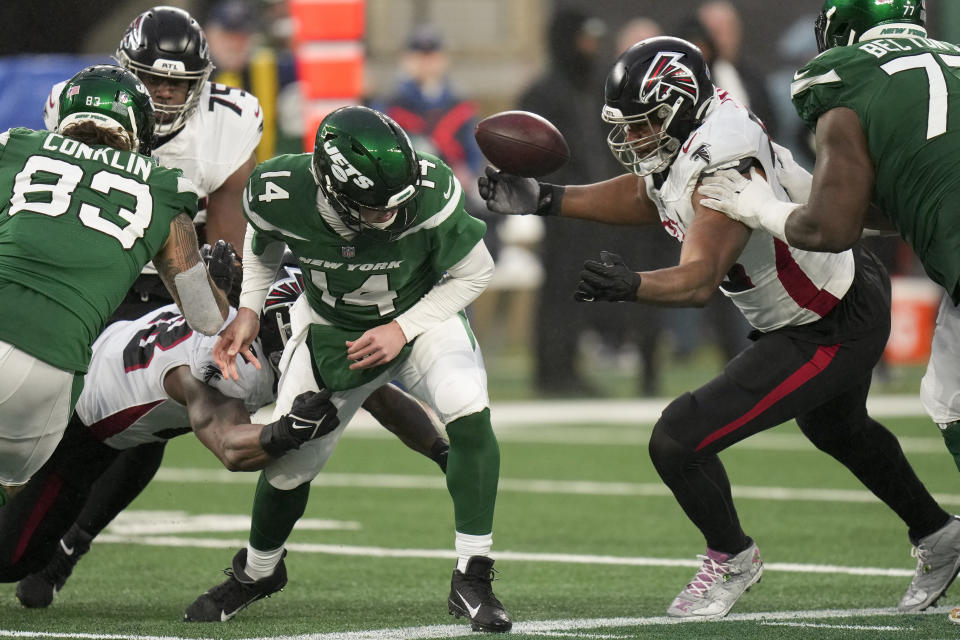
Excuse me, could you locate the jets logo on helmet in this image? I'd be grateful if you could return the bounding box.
[322,140,375,190]
[640,53,699,105]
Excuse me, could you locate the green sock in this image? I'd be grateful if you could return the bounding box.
[940,421,960,473]
[445,408,500,535]
[249,472,310,550]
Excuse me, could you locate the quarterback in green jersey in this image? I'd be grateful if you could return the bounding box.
[0,65,228,493]
[184,106,511,632]
[697,0,960,611]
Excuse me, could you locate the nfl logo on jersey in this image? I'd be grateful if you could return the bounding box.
[341,246,356,258]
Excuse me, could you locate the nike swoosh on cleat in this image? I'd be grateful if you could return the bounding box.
[456,590,480,619]
[60,540,74,556]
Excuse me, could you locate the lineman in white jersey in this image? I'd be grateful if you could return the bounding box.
[0,295,339,587]
[7,265,444,606]
[42,5,261,279]
[479,36,958,619]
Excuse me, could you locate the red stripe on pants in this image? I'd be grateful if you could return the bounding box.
[695,344,840,452]
[13,473,64,564]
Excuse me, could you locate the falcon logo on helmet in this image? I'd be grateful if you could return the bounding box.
[602,36,714,177]
[260,264,305,377]
[121,15,145,51]
[640,52,700,105]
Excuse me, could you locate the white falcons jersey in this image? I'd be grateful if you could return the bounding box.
[74,305,275,450]
[43,80,263,217]
[645,92,855,332]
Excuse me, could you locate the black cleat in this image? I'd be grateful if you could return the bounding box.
[17,523,93,608]
[184,548,287,622]
[448,556,512,633]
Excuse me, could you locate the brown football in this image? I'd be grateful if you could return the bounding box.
[474,110,570,178]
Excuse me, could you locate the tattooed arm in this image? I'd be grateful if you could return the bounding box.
[155,213,230,334]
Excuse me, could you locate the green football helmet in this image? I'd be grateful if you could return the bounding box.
[815,0,926,52]
[57,64,157,155]
[312,106,420,241]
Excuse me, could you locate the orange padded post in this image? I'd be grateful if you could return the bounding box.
[289,0,366,150]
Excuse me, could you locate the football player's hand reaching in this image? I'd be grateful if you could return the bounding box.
[576,251,642,303]
[478,166,563,216]
[201,239,239,295]
[259,389,340,457]
[213,307,261,380]
[346,321,407,370]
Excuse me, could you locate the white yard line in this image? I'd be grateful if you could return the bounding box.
[760,621,909,631]
[6,606,938,640]
[93,533,916,577]
[2,607,945,640]
[152,467,960,506]
[300,395,945,453]
[239,607,947,640]
[252,395,927,431]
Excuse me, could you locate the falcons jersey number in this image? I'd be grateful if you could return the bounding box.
[122,311,193,372]
[208,84,245,117]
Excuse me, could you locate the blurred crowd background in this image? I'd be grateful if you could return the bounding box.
[2,0,957,399]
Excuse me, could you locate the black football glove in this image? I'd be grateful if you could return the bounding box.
[259,389,340,458]
[477,165,564,216]
[201,240,238,294]
[575,251,642,303]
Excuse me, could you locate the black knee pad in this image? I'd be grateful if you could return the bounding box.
[649,393,698,475]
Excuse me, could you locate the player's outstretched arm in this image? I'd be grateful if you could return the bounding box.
[479,167,660,225]
[167,368,339,470]
[156,213,230,335]
[579,185,750,307]
[362,384,449,472]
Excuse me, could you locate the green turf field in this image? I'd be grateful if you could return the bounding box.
[2,393,959,639]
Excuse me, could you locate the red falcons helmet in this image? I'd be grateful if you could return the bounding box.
[260,264,304,376]
[602,36,714,176]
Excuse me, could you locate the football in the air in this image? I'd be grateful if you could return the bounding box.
[474,110,570,177]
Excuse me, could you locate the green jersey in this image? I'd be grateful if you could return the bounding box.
[244,151,485,330]
[243,151,486,390]
[791,36,960,300]
[0,128,199,372]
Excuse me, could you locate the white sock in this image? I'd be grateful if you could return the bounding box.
[244,544,284,580]
[455,531,492,572]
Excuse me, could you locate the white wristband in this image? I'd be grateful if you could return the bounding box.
[758,200,801,243]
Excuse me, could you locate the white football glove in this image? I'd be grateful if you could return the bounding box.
[698,168,799,242]
[771,141,812,204]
